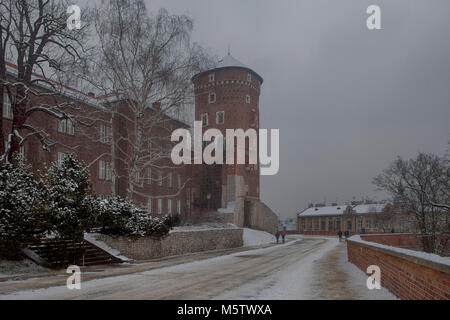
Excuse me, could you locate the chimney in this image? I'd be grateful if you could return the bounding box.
[152,101,161,110]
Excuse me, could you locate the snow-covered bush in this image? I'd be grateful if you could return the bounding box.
[0,158,45,259]
[97,196,175,238]
[41,154,98,243]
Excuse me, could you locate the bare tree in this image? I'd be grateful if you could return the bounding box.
[373,152,449,254]
[75,0,212,203]
[0,0,90,161]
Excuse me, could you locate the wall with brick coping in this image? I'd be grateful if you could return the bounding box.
[360,233,422,250]
[97,228,243,260]
[347,235,450,300]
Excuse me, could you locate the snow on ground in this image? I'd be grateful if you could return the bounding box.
[171,223,238,233]
[0,259,49,279]
[337,246,397,300]
[243,228,276,247]
[217,238,396,300]
[0,238,301,300]
[216,238,338,299]
[84,233,132,262]
[217,202,235,214]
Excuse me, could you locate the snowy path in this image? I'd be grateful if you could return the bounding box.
[0,237,396,300]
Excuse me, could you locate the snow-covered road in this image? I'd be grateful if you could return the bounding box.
[0,237,396,299]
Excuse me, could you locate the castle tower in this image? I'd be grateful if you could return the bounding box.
[192,54,263,208]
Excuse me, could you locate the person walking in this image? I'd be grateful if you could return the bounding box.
[344,230,350,240]
[275,231,280,243]
[338,230,343,242]
[280,230,287,244]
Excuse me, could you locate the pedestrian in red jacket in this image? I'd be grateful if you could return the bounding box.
[280,230,287,243]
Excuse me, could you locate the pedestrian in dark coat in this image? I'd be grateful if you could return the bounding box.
[275,231,280,243]
[338,230,343,242]
[344,230,350,240]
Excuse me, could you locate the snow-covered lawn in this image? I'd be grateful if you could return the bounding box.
[243,228,276,247]
[0,259,49,279]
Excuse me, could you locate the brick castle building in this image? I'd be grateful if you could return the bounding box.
[191,54,263,210]
[2,55,279,232]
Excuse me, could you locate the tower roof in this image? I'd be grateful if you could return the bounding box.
[216,54,247,68]
[192,53,263,84]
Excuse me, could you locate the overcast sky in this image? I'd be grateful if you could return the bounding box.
[142,0,450,219]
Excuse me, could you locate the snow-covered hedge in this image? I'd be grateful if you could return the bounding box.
[0,154,176,259]
[41,154,98,242]
[97,196,176,238]
[0,159,45,259]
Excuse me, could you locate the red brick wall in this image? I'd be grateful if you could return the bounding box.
[347,238,450,300]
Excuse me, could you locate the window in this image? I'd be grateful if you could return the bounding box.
[158,170,163,186]
[167,199,172,215]
[357,219,362,230]
[321,220,326,231]
[366,220,371,229]
[135,170,140,183]
[99,160,112,180]
[58,152,67,165]
[245,95,251,104]
[157,199,162,214]
[168,172,172,188]
[328,220,334,232]
[3,94,12,119]
[19,145,25,160]
[208,73,215,82]
[177,199,181,215]
[99,160,106,179]
[302,220,306,231]
[148,199,152,213]
[208,92,216,104]
[58,118,75,135]
[105,162,112,180]
[177,174,181,189]
[216,111,224,124]
[314,220,319,231]
[146,167,152,185]
[308,219,312,230]
[247,73,251,82]
[100,124,112,144]
[201,113,208,127]
[347,220,352,231]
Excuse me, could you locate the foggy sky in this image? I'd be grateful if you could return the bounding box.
[144,0,450,219]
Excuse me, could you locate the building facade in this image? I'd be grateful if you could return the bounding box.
[2,61,190,219]
[297,203,415,236]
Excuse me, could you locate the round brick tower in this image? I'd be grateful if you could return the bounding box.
[192,54,263,208]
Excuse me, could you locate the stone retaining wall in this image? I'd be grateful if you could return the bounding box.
[243,198,278,235]
[97,228,243,260]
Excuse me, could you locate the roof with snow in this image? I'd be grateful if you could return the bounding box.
[298,203,386,218]
[192,53,263,84]
[216,54,247,68]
